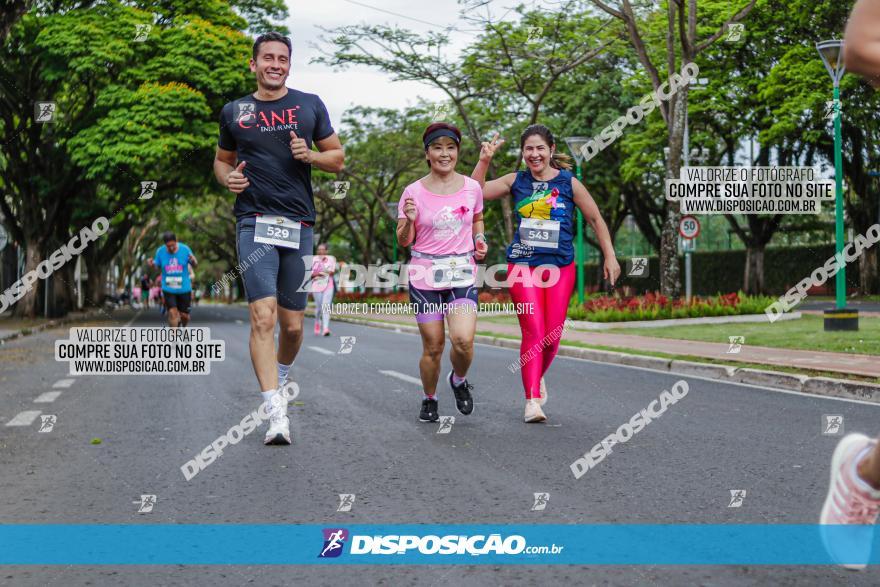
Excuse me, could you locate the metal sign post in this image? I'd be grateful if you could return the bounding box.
[679,216,700,302]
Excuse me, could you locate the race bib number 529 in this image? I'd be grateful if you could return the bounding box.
[254,215,301,249]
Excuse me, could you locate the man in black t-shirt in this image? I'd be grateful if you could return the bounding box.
[214,31,344,446]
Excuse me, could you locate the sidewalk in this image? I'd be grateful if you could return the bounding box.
[336,311,880,380]
[0,308,127,343]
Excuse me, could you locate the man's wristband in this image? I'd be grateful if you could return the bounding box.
[474,233,487,244]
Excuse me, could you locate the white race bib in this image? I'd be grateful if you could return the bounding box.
[164,275,183,289]
[428,256,475,288]
[519,218,560,249]
[254,215,301,249]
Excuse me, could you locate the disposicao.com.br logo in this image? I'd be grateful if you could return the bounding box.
[318,528,563,558]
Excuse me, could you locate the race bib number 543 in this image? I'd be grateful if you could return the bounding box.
[519,218,560,249]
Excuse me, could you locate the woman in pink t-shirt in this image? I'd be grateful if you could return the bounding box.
[396,122,488,424]
[310,243,336,336]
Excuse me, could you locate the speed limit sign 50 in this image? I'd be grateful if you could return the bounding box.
[679,215,700,239]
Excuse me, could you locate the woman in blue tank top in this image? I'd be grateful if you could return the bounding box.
[472,124,620,423]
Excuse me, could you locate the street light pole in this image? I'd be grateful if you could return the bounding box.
[817,40,857,330]
[575,163,584,303]
[681,74,708,304]
[564,137,589,304]
[832,82,845,309]
[683,112,692,303]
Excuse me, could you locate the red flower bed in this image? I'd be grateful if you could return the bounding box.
[478,291,511,303]
[570,291,770,322]
[583,291,740,312]
[335,290,508,304]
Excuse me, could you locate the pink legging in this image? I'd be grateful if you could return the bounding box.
[507,262,576,399]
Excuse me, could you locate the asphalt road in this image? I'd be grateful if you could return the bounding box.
[1,303,878,586]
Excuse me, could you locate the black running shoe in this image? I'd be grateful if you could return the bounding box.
[419,397,439,422]
[447,371,474,415]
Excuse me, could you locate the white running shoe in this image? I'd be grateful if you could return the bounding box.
[538,377,548,406]
[524,399,546,423]
[264,393,291,445]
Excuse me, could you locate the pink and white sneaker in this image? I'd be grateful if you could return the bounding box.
[820,433,880,570]
[314,322,321,335]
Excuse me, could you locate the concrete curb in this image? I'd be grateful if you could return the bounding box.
[331,314,880,404]
[670,360,738,380]
[731,368,810,390]
[0,309,115,345]
[802,377,880,403]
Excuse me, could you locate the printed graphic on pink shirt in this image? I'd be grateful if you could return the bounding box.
[397,177,484,291]
[431,205,465,239]
[311,255,336,293]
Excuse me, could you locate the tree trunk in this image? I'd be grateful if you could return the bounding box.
[84,257,106,307]
[860,246,879,295]
[51,261,75,318]
[659,208,681,298]
[743,245,765,295]
[12,242,42,318]
[660,94,686,298]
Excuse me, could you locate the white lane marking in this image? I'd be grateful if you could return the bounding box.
[308,346,335,356]
[235,320,244,325]
[124,309,143,327]
[52,379,75,389]
[5,411,41,426]
[34,392,62,403]
[379,370,422,386]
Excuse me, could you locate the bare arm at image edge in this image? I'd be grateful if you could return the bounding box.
[844,0,880,85]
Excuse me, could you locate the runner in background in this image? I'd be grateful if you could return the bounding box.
[188,266,198,309]
[310,243,336,336]
[151,276,163,314]
[149,231,198,328]
[397,122,487,423]
[140,275,150,308]
[472,125,619,423]
[816,0,880,569]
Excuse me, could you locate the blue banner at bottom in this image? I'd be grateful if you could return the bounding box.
[0,524,878,565]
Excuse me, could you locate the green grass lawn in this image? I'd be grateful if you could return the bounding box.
[606,314,880,355]
[482,315,522,326]
[810,295,880,303]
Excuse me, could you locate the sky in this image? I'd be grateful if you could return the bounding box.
[286,0,517,130]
